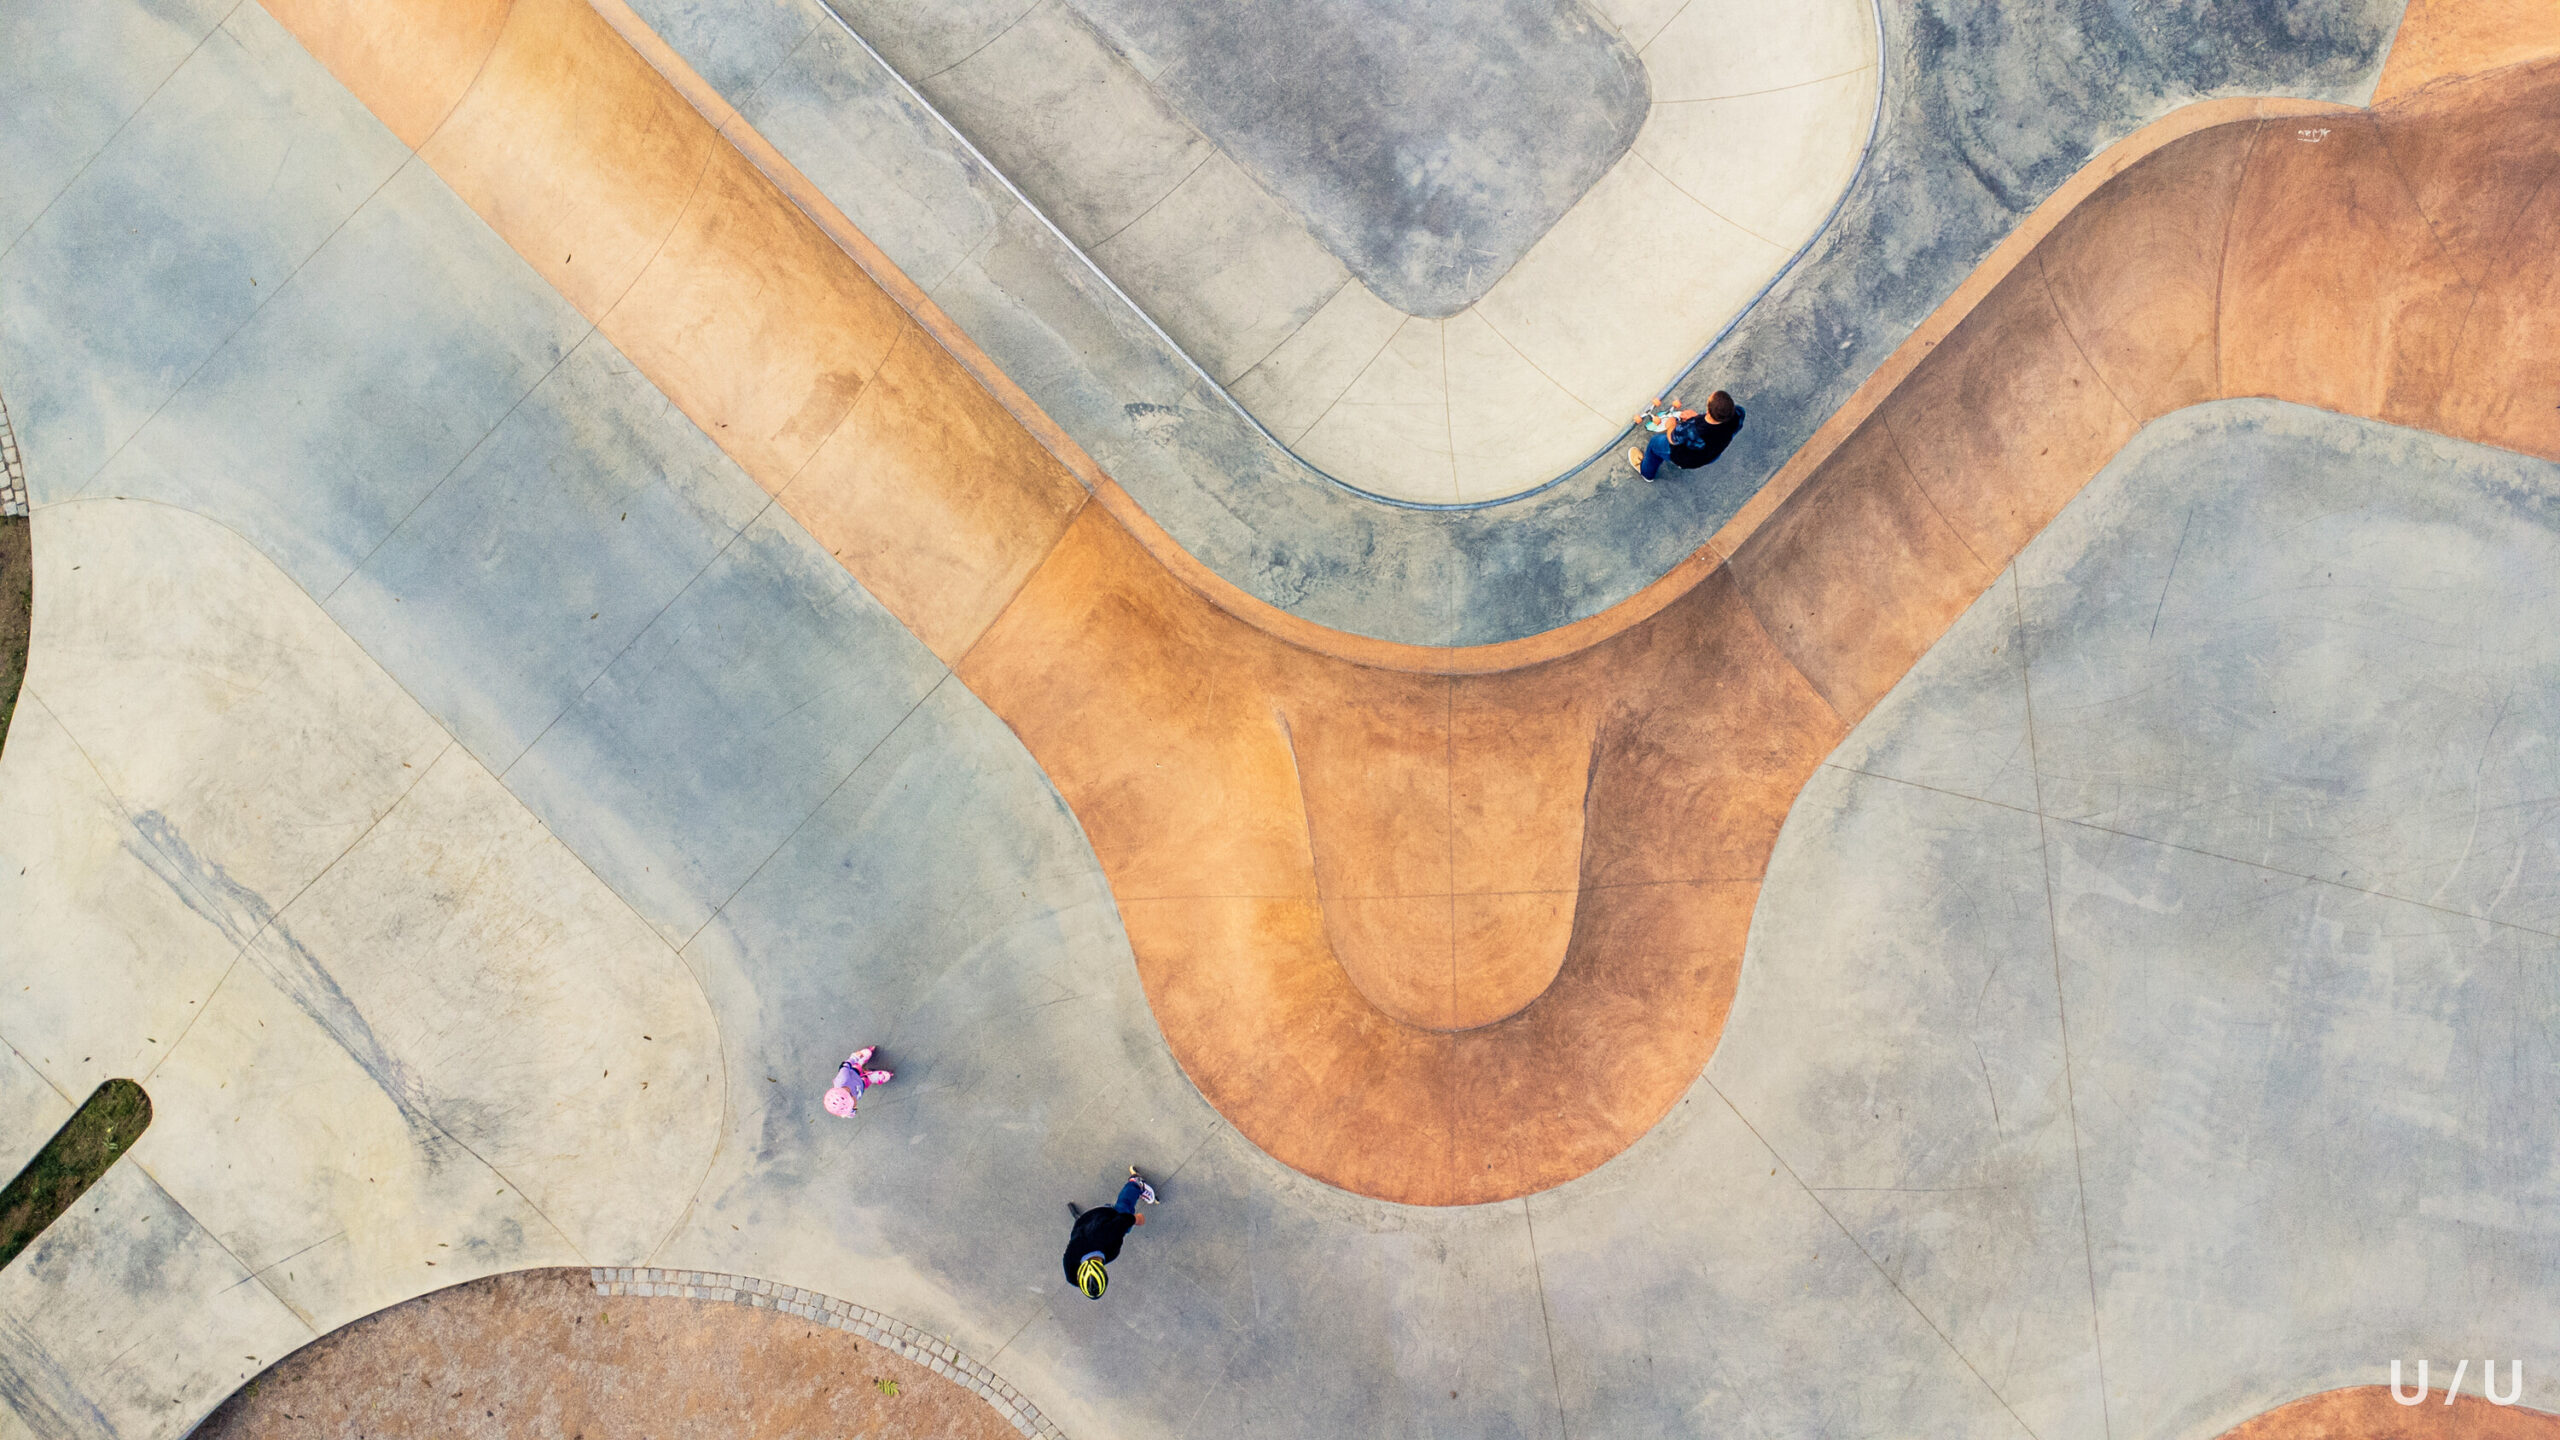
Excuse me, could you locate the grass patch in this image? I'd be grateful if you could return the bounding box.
[0,1079,152,1271]
[0,514,25,755]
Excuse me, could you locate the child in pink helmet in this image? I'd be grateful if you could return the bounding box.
[824,1047,894,1117]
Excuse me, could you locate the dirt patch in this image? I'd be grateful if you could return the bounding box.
[0,515,26,756]
[193,1268,1027,1440]
[0,1079,151,1271]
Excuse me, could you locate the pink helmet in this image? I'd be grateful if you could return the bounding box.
[823,1085,856,1118]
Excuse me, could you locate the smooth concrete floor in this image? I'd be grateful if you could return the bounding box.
[2,3,2559,1428]
[811,0,1866,502]
[616,0,2401,624]
[3,0,2559,1437]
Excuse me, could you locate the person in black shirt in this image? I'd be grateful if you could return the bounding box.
[1063,1166,1158,1299]
[1627,390,1744,480]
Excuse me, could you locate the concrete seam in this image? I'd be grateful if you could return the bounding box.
[2361,100,2519,407]
[2364,107,2488,298]
[784,0,1890,512]
[1520,1199,1572,1440]
[1441,321,1459,503]
[722,7,826,135]
[2031,247,2138,427]
[587,128,728,351]
[2007,570,2111,1440]
[1471,310,1615,429]
[19,665,457,1096]
[68,146,422,505]
[1225,272,1352,414]
[128,709,420,1083]
[320,320,610,614]
[912,0,1049,85]
[124,1162,319,1335]
[677,671,957,955]
[1653,63,1873,106]
[1219,266,1348,391]
[0,1033,76,1114]
[1699,1075,2048,1440]
[29,492,714,1273]
[1717,567,1852,733]
[1632,0,1703,57]
[0,0,246,269]
[2433,151,2560,392]
[405,0,519,158]
[1284,319,1409,451]
[2210,120,2272,399]
[1628,148,1786,253]
[1084,145,1216,255]
[493,485,787,789]
[1445,678,1458,1030]
[1876,406,1995,579]
[590,1268,1068,1437]
[1826,757,2560,944]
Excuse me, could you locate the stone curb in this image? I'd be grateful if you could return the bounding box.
[590,1268,1067,1439]
[0,385,25,518]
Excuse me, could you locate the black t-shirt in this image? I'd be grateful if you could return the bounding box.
[1668,406,1743,468]
[1062,1206,1137,1281]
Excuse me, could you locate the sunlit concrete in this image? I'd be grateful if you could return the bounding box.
[4,0,2560,1436]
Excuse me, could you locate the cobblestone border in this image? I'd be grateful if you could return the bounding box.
[0,386,25,518]
[589,1267,1067,1439]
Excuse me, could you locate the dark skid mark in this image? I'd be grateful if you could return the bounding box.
[124,810,455,1160]
[0,1311,118,1440]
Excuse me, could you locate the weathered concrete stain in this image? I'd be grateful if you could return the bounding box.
[123,810,450,1158]
[1065,0,1649,315]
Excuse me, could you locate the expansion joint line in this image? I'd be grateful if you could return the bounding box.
[2010,572,2112,1440]
[1701,1076,2047,1440]
[1521,1201,1573,1440]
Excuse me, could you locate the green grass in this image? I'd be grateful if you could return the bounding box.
[0,1079,152,1271]
[0,514,26,756]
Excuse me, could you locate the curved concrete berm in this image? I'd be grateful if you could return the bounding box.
[817,0,1878,503]
[239,0,2560,1205]
[591,0,2409,646]
[6,0,2560,1434]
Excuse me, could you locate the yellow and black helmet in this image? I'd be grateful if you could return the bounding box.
[1075,1257,1108,1299]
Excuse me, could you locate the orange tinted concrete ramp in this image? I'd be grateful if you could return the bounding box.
[259,0,2560,1203]
[960,509,1834,1200]
[2219,1387,2560,1440]
[2375,0,2560,101]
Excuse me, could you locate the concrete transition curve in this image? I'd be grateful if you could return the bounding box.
[240,0,2560,1199]
[253,0,2560,1205]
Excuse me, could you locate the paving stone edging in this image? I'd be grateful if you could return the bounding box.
[589,1268,1068,1439]
[0,386,25,517]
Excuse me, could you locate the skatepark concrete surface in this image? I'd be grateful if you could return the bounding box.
[597,0,2410,641]
[4,0,2560,1436]
[821,0,1873,503]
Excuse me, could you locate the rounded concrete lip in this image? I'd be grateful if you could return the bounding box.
[807,0,1888,508]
